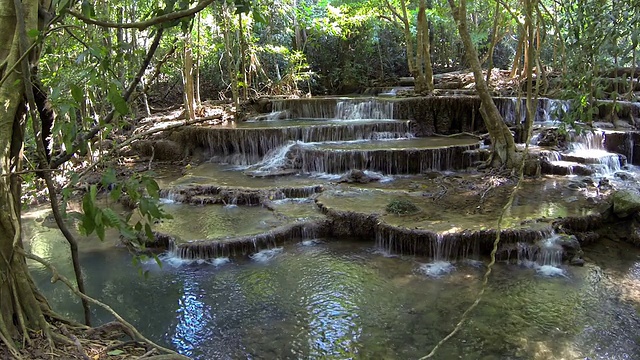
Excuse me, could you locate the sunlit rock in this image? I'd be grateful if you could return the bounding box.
[612,189,640,218]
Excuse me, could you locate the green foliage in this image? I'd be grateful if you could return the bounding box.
[386,198,420,215]
[78,173,172,248]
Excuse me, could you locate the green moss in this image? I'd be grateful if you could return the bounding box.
[385,198,420,215]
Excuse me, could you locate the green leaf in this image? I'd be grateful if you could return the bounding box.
[107,83,129,115]
[152,253,163,268]
[109,185,122,202]
[27,29,40,39]
[107,349,125,356]
[145,179,160,199]
[81,193,96,235]
[102,168,117,189]
[102,208,121,227]
[81,0,96,17]
[70,84,84,105]
[139,197,150,216]
[96,221,105,241]
[144,222,154,241]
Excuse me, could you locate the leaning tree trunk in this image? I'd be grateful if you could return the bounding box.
[448,0,518,167]
[0,0,53,354]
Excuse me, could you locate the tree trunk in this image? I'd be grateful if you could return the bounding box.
[0,0,52,352]
[182,35,196,120]
[194,13,201,105]
[415,0,434,93]
[399,0,416,74]
[448,0,518,167]
[486,0,501,83]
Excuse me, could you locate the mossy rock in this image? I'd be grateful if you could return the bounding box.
[386,198,420,215]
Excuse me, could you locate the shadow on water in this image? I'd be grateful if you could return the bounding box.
[22,207,640,360]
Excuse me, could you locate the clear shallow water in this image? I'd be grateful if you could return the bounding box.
[150,203,285,242]
[23,209,640,360]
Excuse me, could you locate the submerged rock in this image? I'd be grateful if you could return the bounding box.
[385,198,420,215]
[612,189,640,218]
[337,169,382,184]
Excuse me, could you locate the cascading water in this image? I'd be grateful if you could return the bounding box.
[501,233,567,277]
[203,120,413,166]
[420,234,456,277]
[567,132,622,175]
[271,98,394,120]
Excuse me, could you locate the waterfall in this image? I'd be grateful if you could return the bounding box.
[567,132,622,175]
[298,143,479,175]
[201,121,412,165]
[271,98,394,119]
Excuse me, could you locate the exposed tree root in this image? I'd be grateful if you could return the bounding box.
[432,131,485,140]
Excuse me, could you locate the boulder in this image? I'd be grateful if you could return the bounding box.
[555,234,584,265]
[612,189,640,218]
[338,169,382,184]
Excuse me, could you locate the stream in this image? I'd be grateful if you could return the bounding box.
[23,96,640,359]
[24,207,640,360]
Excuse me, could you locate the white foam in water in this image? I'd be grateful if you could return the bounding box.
[363,170,394,183]
[159,198,177,204]
[301,239,323,246]
[210,257,231,266]
[156,253,231,268]
[372,248,399,258]
[463,259,485,268]
[272,198,313,205]
[419,261,456,278]
[250,248,283,263]
[311,172,343,181]
[251,142,301,173]
[536,265,567,277]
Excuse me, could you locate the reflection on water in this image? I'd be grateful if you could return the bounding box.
[23,210,640,360]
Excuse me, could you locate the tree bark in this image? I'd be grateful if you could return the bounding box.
[448,0,518,167]
[0,0,53,352]
[182,34,196,120]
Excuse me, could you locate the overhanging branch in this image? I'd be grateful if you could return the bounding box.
[67,0,214,30]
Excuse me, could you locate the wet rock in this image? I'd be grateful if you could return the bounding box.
[536,128,569,148]
[614,171,635,181]
[570,258,586,266]
[598,178,612,190]
[593,121,615,129]
[611,189,640,218]
[338,169,382,184]
[556,233,584,265]
[573,231,599,244]
[132,139,184,161]
[614,119,634,129]
[523,157,541,176]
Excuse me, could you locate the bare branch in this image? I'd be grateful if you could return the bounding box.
[67,0,214,30]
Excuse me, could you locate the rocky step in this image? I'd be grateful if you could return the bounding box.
[541,160,595,176]
[560,151,626,167]
[152,220,328,259]
[160,184,324,206]
[291,137,481,175]
[169,119,413,164]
